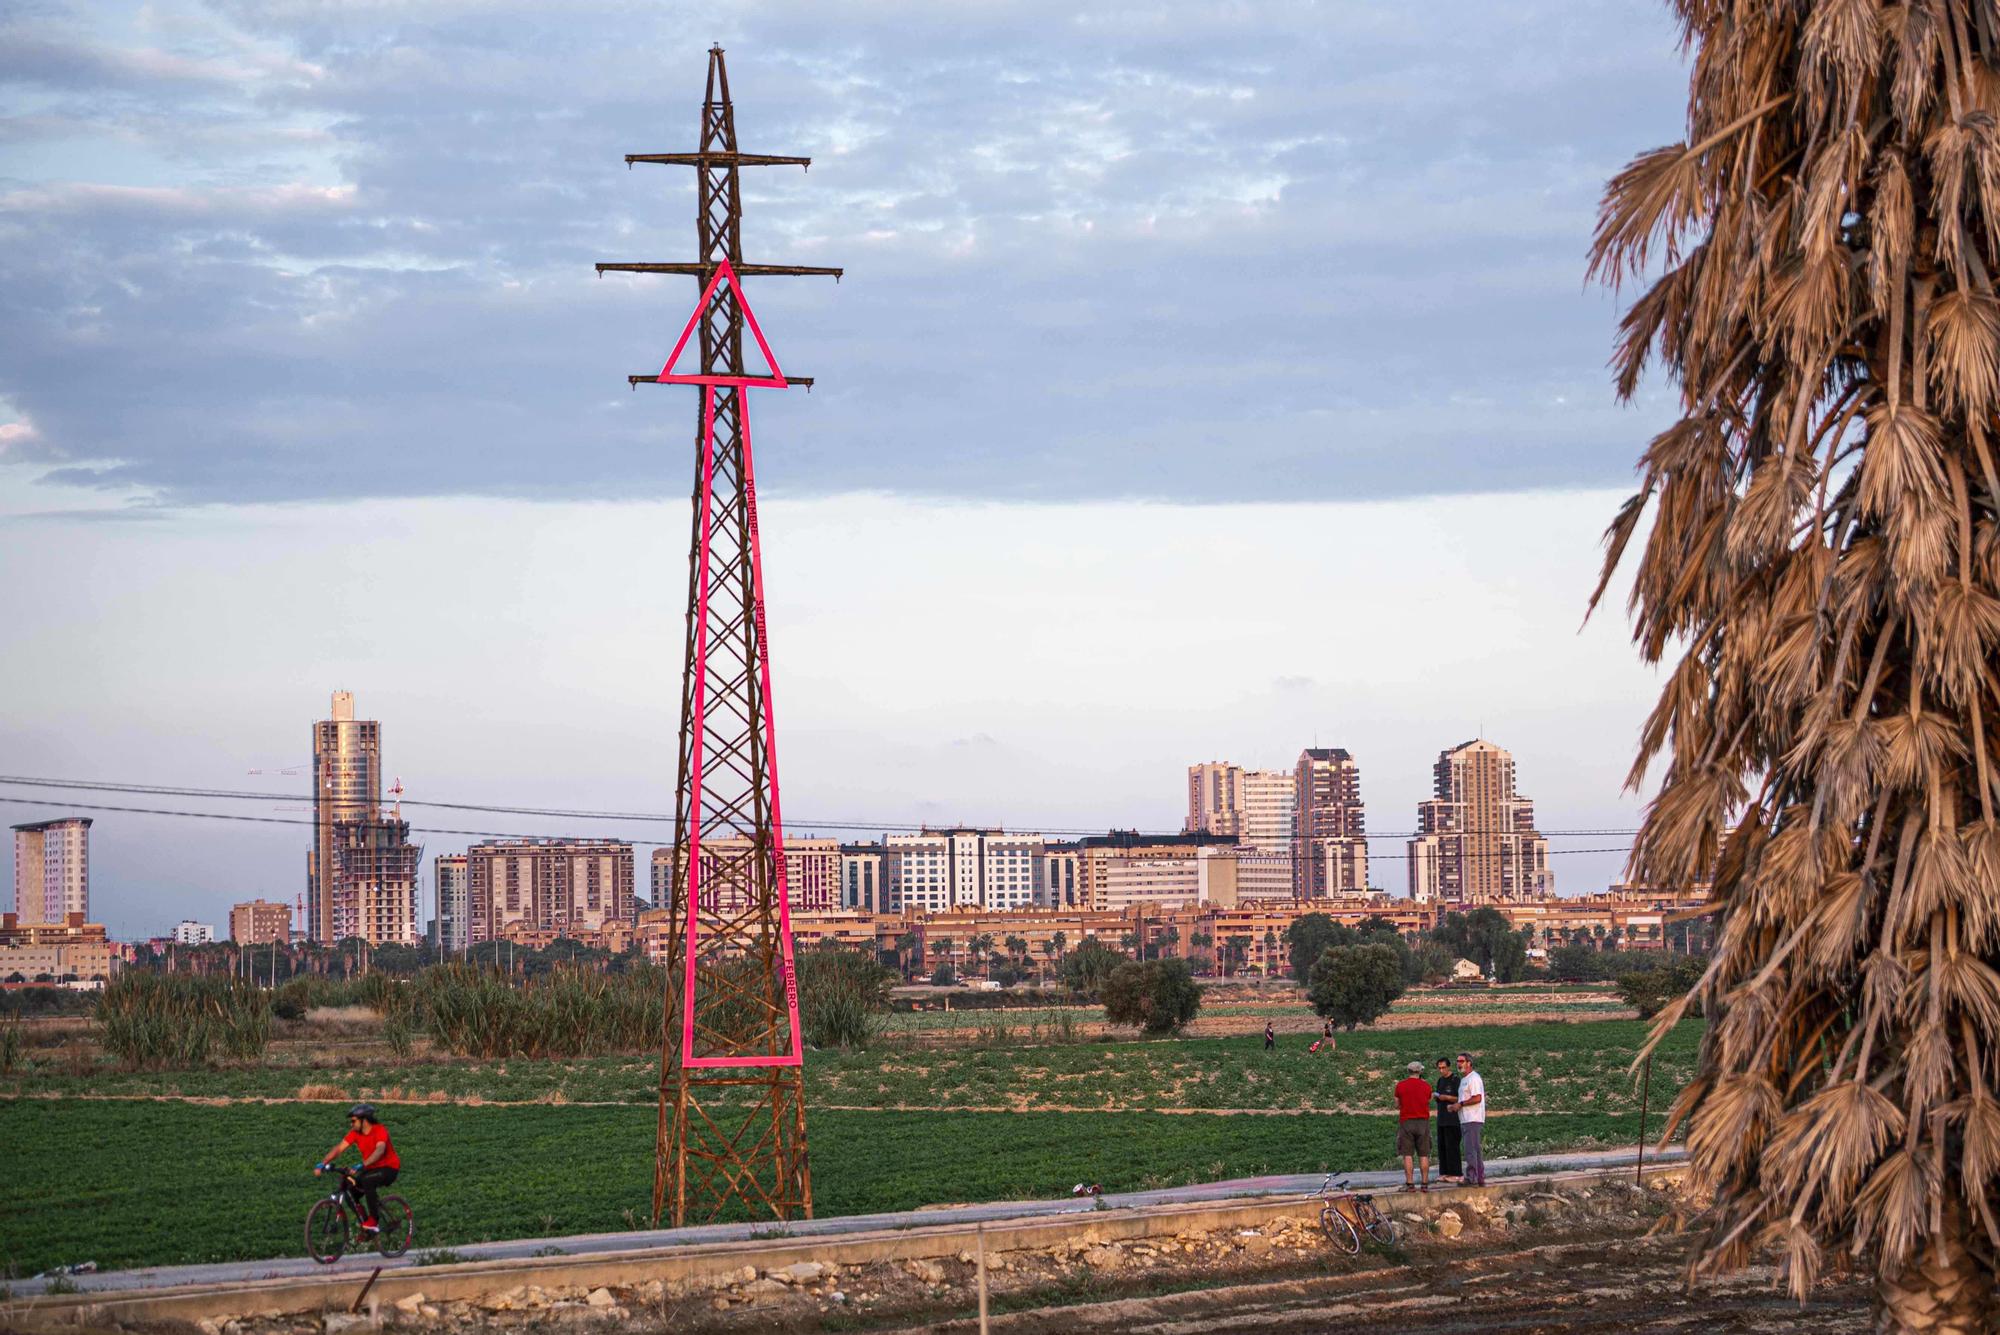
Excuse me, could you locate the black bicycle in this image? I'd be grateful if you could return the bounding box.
[1312,1174,1397,1254]
[307,1165,414,1264]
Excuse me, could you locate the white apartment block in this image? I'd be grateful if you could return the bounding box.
[876,829,1045,914]
[172,920,216,945]
[1240,769,1296,852]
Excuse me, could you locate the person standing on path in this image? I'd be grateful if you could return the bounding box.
[1264,1021,1275,1051]
[1433,1056,1463,1183]
[1394,1061,1434,1191]
[1455,1052,1486,1186]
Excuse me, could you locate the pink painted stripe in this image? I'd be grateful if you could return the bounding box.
[739,402,805,1058]
[679,384,719,1064]
[682,395,804,1069]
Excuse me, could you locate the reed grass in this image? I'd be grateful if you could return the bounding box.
[96,973,272,1068]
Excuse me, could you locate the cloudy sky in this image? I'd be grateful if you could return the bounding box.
[0,2,1693,937]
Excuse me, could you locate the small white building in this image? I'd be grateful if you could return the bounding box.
[171,920,216,945]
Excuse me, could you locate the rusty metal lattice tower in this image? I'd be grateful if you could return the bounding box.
[598,46,839,1227]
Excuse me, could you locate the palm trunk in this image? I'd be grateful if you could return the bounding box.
[1873,1198,1993,1334]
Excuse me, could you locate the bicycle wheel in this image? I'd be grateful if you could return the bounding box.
[375,1196,415,1259]
[1357,1198,1398,1246]
[306,1199,349,1265]
[1320,1202,1361,1255]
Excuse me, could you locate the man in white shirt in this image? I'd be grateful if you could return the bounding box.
[1455,1052,1487,1186]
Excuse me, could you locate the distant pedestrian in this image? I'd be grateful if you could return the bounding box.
[1455,1052,1486,1186]
[1394,1061,1433,1191]
[1433,1056,1462,1183]
[1322,1019,1337,1054]
[1264,1021,1276,1050]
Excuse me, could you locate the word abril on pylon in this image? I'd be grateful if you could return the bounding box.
[597,45,841,1228]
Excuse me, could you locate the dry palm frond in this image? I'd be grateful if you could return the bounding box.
[1853,1150,1936,1270]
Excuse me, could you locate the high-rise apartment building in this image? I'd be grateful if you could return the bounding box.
[1294,748,1369,899]
[10,817,90,925]
[1185,763,1245,837]
[434,854,469,953]
[309,691,381,943]
[471,839,635,944]
[228,899,292,945]
[840,844,889,912]
[172,920,216,945]
[330,814,422,945]
[1241,769,1296,852]
[1407,738,1552,902]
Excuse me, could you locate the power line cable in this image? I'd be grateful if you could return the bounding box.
[0,774,1641,841]
[0,795,1634,864]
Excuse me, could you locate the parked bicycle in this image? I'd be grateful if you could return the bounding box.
[307,1165,415,1264]
[1312,1174,1397,1254]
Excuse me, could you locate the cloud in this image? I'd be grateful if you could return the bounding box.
[0,1,1690,508]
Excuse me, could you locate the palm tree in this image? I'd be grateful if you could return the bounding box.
[968,932,994,976]
[1593,8,2000,1323]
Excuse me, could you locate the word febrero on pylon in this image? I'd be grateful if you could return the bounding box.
[597,46,840,1227]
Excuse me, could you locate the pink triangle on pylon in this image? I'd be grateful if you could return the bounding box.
[656,258,789,388]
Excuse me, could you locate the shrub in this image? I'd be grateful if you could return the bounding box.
[1616,957,1707,1019]
[0,1014,22,1074]
[96,974,272,1068]
[1101,958,1203,1034]
[798,947,891,1051]
[1306,943,1405,1031]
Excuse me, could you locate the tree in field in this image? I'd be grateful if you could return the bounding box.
[1284,912,1354,984]
[1306,943,1405,1032]
[1101,958,1204,1034]
[1593,4,2000,1324]
[1430,908,1529,981]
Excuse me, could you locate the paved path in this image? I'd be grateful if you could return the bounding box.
[19,1146,1684,1298]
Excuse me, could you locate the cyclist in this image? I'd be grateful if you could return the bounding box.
[316,1103,401,1237]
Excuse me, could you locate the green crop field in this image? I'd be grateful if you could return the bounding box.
[4,1018,1699,1117]
[0,1098,1663,1278]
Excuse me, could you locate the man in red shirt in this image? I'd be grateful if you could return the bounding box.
[1393,1061,1434,1191]
[317,1103,401,1235]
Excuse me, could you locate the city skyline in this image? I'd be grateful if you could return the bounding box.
[4,675,1641,938]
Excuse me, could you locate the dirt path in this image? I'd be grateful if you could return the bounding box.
[887,1234,1866,1334]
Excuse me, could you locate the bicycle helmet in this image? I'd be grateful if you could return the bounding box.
[348,1103,377,1122]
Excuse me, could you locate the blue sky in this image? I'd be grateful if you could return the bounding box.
[0,2,1692,935]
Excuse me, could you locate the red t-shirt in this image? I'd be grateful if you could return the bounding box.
[343,1123,400,1170]
[1394,1076,1433,1120]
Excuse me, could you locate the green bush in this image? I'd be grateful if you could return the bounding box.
[96,974,272,1068]
[798,947,891,1051]
[1615,957,1707,1019]
[1101,958,1203,1034]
